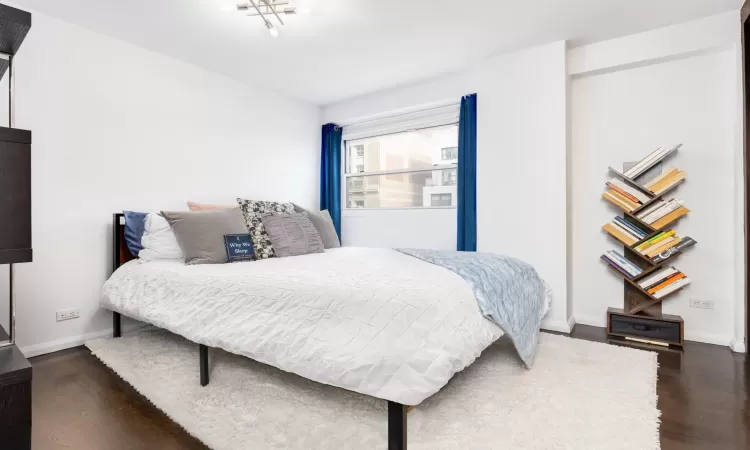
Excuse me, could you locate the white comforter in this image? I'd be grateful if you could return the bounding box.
[102,247,546,405]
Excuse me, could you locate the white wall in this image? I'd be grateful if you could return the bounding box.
[569,12,744,347]
[0,10,320,356]
[323,41,572,333]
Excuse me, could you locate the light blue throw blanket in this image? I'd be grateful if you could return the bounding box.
[397,249,548,368]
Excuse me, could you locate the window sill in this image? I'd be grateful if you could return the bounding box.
[342,207,457,216]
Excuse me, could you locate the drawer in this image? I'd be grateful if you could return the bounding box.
[608,312,683,345]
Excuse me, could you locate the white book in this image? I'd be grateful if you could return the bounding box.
[644,199,683,224]
[638,266,678,289]
[606,251,641,276]
[624,147,665,178]
[612,222,640,241]
[628,144,682,179]
[608,179,651,203]
[653,277,690,299]
[636,200,666,219]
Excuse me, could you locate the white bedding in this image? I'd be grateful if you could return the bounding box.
[102,247,550,405]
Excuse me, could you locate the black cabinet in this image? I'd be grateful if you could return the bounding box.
[0,127,31,264]
[0,341,32,450]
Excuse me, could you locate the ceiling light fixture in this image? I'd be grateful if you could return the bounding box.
[231,0,307,36]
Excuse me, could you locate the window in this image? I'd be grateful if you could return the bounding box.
[344,124,459,209]
[431,194,452,207]
[441,146,458,161]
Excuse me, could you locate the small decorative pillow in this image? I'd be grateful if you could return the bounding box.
[187,201,237,211]
[292,204,341,249]
[139,213,184,261]
[162,208,249,265]
[236,198,295,259]
[261,213,325,257]
[123,211,148,257]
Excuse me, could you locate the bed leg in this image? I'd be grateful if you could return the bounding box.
[388,401,407,450]
[199,344,209,386]
[113,312,121,338]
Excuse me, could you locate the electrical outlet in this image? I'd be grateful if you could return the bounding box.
[689,299,715,310]
[56,309,80,322]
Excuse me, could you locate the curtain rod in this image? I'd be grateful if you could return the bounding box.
[336,102,460,129]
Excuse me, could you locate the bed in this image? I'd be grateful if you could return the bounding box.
[104,213,551,449]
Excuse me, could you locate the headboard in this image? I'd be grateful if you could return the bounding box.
[112,213,136,272]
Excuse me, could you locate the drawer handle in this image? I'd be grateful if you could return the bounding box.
[633,324,653,331]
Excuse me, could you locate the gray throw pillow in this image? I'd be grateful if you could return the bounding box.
[161,208,249,265]
[292,204,341,249]
[237,198,295,259]
[261,213,325,257]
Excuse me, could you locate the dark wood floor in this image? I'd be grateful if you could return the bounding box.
[29,325,748,449]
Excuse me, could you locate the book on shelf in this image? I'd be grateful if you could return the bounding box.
[602,191,635,212]
[603,190,640,211]
[601,255,635,278]
[635,230,675,252]
[607,179,651,203]
[602,223,638,246]
[603,250,642,277]
[650,237,697,263]
[624,145,682,179]
[641,199,684,224]
[638,266,679,289]
[646,169,686,195]
[645,237,681,258]
[650,206,690,230]
[613,216,648,239]
[636,199,667,219]
[653,277,690,299]
[647,272,686,294]
[611,221,641,242]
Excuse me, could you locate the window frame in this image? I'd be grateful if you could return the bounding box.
[341,124,459,211]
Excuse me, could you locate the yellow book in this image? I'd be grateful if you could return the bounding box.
[644,168,679,190]
[646,238,681,258]
[636,230,676,252]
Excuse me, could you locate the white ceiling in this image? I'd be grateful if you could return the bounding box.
[12,0,742,105]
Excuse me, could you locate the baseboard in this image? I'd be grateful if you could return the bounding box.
[541,318,573,334]
[730,339,746,353]
[20,323,150,358]
[567,315,576,332]
[683,331,733,347]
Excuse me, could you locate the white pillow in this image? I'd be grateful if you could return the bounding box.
[138,213,184,261]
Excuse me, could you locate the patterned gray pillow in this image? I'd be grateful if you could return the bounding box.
[236,198,295,259]
[260,213,325,257]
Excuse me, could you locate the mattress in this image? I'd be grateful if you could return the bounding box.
[101,247,549,405]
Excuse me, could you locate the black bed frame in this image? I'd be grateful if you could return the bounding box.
[110,213,409,449]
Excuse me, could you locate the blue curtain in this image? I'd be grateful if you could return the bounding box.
[457,94,477,252]
[320,123,343,238]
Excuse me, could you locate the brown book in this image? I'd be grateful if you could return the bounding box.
[651,207,690,230]
[602,192,634,212]
[605,190,639,210]
[606,183,641,204]
[603,223,638,246]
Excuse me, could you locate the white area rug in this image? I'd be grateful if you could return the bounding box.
[86,329,660,449]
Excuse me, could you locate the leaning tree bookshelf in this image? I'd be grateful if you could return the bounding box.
[600,145,696,347]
